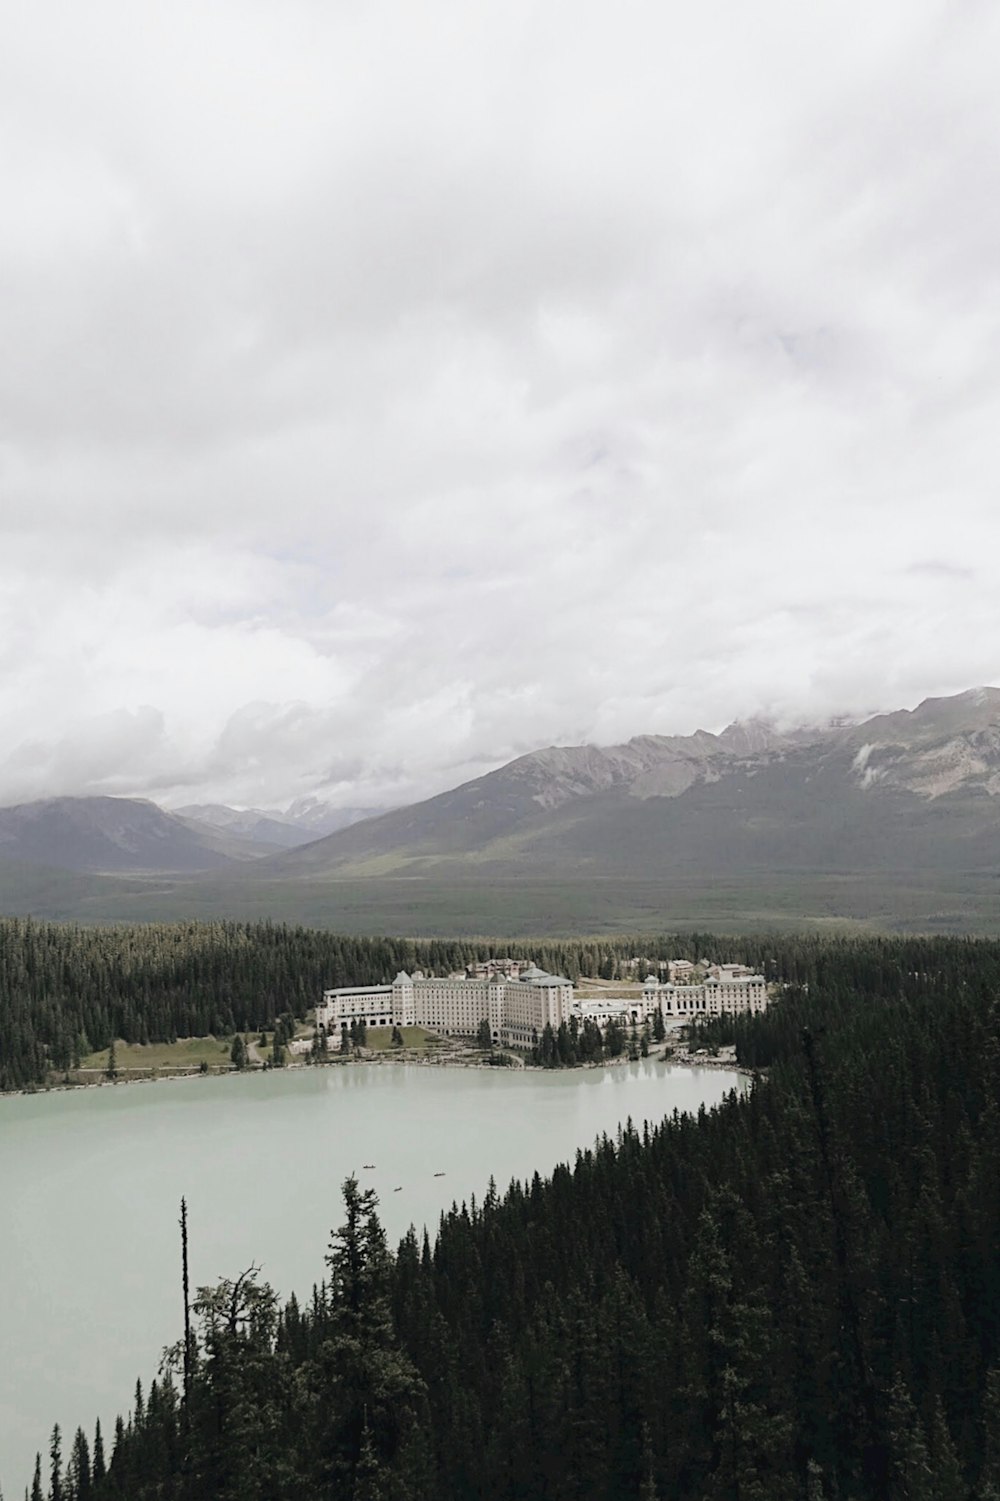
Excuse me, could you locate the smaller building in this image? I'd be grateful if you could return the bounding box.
[465,957,529,980]
[642,972,768,1019]
[572,997,651,1032]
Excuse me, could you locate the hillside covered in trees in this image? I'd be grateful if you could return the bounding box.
[0,920,589,1090]
[22,933,1000,1498]
[0,917,853,1091]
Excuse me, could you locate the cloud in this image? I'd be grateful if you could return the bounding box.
[1,0,999,810]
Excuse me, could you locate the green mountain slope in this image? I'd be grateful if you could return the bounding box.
[3,690,1000,934]
[0,796,272,872]
[262,690,1000,882]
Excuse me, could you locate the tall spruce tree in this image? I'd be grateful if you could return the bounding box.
[305,1177,427,1498]
[91,1421,106,1485]
[48,1426,62,1501]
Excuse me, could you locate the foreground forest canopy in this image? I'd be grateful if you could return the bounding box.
[22,931,1000,1499]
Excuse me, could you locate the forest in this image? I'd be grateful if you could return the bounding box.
[1,917,844,1091]
[16,931,1000,1498]
[0,920,578,1090]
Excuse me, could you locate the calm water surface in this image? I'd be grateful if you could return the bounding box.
[1,1058,745,1490]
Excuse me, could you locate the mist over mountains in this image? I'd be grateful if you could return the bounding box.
[262,686,1000,878]
[0,797,389,871]
[1,688,999,933]
[0,796,257,873]
[174,801,387,852]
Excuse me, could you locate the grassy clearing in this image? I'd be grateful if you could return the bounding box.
[362,1026,435,1053]
[3,860,999,937]
[80,1037,233,1071]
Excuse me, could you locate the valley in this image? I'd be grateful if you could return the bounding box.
[1,688,999,934]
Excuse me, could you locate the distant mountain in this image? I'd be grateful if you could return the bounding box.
[263,718,808,874]
[266,689,1000,882]
[840,687,1000,798]
[4,690,1000,934]
[0,797,268,873]
[283,798,388,838]
[174,803,315,851]
[176,800,388,849]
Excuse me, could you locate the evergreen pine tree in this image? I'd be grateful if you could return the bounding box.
[307,1177,426,1497]
[886,1375,936,1501]
[69,1428,91,1498]
[978,1367,1000,1500]
[928,1397,965,1501]
[353,1416,385,1501]
[638,1421,658,1501]
[91,1421,106,1485]
[48,1425,63,1501]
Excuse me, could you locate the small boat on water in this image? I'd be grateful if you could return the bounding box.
[433,1172,446,1177]
[393,1186,402,1192]
[362,1163,376,1169]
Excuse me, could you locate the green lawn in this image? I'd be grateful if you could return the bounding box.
[80,1037,233,1072]
[362,1026,435,1053]
[75,1028,439,1075]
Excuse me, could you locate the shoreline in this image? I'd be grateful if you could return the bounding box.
[2,1040,755,1100]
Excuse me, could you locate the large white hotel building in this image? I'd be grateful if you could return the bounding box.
[316,965,575,1050]
[316,961,769,1052]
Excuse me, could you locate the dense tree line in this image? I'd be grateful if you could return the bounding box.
[0,921,658,1091]
[0,918,858,1091]
[24,934,1000,1498]
[9,917,983,1091]
[529,1012,660,1067]
[0,920,484,1089]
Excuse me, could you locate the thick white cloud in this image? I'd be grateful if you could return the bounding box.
[1,0,999,810]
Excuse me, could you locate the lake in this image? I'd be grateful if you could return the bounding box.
[0,1058,745,1492]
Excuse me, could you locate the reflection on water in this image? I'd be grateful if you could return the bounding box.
[0,1059,745,1491]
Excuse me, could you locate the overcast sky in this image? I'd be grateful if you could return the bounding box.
[2,0,999,812]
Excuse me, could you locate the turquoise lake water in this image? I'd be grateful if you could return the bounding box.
[0,1058,745,1492]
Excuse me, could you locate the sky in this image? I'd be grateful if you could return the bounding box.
[2,0,999,813]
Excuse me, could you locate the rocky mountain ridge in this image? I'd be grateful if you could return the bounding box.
[0,796,265,873]
[2,688,999,881]
[174,800,385,850]
[842,688,1000,800]
[266,687,1000,879]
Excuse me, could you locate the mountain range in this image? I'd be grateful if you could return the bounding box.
[1,687,999,934]
[263,687,1000,879]
[174,800,386,852]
